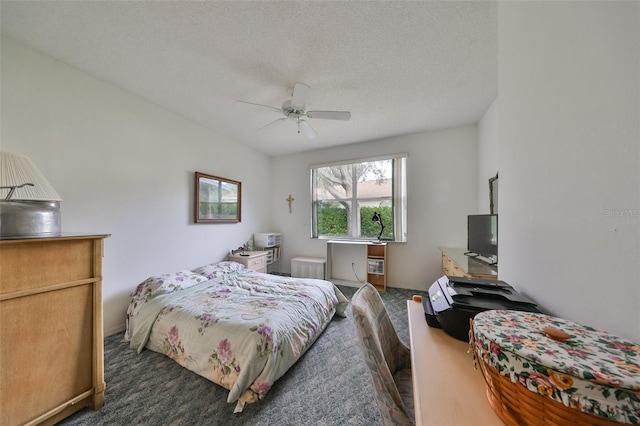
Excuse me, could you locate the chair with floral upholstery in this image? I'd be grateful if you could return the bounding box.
[351,283,414,426]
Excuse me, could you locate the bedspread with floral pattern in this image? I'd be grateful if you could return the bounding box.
[126,262,348,405]
[472,310,640,424]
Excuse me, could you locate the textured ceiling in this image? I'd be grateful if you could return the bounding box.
[1,1,498,156]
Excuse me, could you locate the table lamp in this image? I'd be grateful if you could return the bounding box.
[0,152,62,238]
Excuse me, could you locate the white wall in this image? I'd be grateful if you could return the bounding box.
[496,2,639,341]
[271,126,479,291]
[1,37,272,335]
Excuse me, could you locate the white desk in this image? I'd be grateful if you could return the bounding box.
[326,240,388,290]
[407,300,503,425]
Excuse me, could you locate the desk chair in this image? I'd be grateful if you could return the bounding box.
[352,283,415,426]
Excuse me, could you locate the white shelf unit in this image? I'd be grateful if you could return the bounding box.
[254,233,282,272]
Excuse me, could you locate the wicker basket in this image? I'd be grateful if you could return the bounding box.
[476,355,619,426]
[469,313,639,426]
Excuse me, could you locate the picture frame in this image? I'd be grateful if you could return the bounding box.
[489,172,498,214]
[195,172,241,223]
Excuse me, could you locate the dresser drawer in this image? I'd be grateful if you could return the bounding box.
[247,255,265,271]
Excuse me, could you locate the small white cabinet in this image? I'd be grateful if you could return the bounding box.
[228,251,268,273]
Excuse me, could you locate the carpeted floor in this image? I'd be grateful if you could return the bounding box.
[61,285,429,426]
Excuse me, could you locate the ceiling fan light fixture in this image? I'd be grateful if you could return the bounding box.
[236,82,349,140]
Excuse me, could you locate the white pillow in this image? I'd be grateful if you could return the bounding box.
[191,261,246,280]
[130,270,209,299]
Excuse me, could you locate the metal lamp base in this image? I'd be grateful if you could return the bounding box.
[0,200,61,239]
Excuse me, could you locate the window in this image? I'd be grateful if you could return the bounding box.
[310,154,407,241]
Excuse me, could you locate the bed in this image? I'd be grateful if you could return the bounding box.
[125,261,348,411]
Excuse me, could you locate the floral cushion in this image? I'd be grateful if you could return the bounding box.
[191,260,246,280]
[472,310,640,425]
[125,270,210,340]
[130,270,209,299]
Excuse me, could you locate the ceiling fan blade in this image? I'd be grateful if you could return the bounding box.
[306,110,351,121]
[257,117,286,131]
[298,119,318,139]
[235,100,282,113]
[291,83,310,109]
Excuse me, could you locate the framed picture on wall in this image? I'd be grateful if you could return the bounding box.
[195,172,241,223]
[489,172,498,214]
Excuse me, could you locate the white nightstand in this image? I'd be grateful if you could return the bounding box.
[228,251,268,273]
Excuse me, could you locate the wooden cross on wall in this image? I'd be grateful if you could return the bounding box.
[286,194,294,214]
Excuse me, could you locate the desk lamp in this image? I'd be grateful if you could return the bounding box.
[371,211,385,242]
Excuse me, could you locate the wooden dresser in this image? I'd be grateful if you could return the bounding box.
[0,234,109,426]
[440,247,497,280]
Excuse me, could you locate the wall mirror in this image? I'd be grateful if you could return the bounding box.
[195,172,241,223]
[489,172,498,214]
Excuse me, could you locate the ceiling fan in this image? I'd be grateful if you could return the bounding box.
[236,83,351,139]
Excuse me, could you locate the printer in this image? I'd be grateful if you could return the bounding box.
[424,275,541,341]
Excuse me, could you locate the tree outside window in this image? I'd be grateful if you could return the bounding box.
[311,155,406,241]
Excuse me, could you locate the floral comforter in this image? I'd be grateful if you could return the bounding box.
[126,261,348,406]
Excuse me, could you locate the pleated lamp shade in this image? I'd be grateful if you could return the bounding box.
[0,152,62,201]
